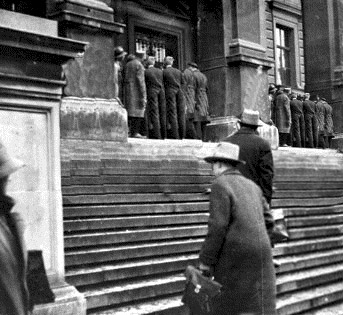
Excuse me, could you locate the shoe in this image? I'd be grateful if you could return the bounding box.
[132,133,147,139]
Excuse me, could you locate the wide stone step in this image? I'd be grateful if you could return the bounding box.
[66,254,197,287]
[277,263,343,295]
[273,235,343,257]
[64,225,207,248]
[62,183,210,195]
[274,175,343,182]
[63,192,209,205]
[276,281,343,315]
[275,248,343,274]
[274,181,343,190]
[62,175,213,186]
[88,295,187,315]
[273,189,343,199]
[287,214,343,227]
[288,224,343,239]
[283,204,343,217]
[271,196,343,208]
[83,274,185,310]
[67,166,211,176]
[65,239,203,267]
[300,301,343,315]
[64,202,209,218]
[64,214,209,232]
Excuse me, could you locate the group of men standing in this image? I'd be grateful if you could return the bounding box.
[113,46,210,140]
[269,84,334,149]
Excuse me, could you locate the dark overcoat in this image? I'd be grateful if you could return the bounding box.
[199,169,276,315]
[224,127,274,204]
[145,65,166,139]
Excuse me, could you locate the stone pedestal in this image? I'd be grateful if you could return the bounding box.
[60,97,128,141]
[204,116,279,149]
[0,10,87,315]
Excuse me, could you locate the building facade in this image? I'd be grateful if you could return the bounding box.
[1,0,343,313]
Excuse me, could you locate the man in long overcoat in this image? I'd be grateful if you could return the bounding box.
[198,142,276,315]
[274,87,292,146]
[144,55,166,139]
[193,67,210,140]
[163,56,186,139]
[182,62,197,139]
[124,52,147,138]
[224,109,274,205]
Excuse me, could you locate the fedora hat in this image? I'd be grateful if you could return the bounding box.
[114,46,127,59]
[204,142,244,165]
[238,108,263,126]
[0,140,24,178]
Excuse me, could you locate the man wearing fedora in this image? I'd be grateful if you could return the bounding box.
[198,142,276,315]
[113,46,127,102]
[224,108,274,205]
[0,140,31,314]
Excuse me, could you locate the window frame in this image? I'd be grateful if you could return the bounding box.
[273,13,302,88]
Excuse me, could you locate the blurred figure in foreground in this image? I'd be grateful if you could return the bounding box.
[198,142,276,315]
[0,140,31,315]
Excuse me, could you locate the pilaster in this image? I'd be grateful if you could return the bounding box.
[0,9,87,315]
[198,0,273,141]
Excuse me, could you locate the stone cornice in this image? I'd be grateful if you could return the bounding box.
[227,39,273,68]
[270,1,302,17]
[0,26,88,62]
[49,0,126,33]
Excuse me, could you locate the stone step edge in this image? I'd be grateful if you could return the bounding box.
[276,281,343,315]
[88,295,187,315]
[87,280,343,315]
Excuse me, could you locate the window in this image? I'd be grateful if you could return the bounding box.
[275,25,292,86]
[134,27,179,69]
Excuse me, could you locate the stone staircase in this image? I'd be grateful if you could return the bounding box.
[61,140,343,315]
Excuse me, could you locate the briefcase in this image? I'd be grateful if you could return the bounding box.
[181,265,222,314]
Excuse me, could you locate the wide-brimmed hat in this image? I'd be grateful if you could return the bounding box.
[204,142,244,165]
[238,108,263,126]
[114,46,127,59]
[0,140,24,178]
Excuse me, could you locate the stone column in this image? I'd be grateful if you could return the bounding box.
[198,0,273,141]
[0,9,87,315]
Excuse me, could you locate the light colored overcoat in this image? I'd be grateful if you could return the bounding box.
[199,169,276,315]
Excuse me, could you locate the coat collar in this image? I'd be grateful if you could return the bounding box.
[219,168,242,177]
